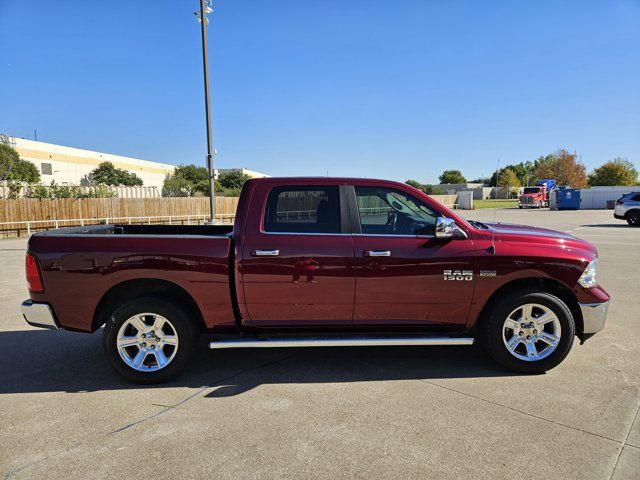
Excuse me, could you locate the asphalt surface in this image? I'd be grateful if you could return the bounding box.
[1,208,639,479]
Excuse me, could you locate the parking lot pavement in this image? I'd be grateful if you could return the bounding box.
[1,209,639,479]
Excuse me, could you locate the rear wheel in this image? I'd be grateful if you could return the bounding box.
[103,297,199,383]
[627,211,640,226]
[479,291,575,373]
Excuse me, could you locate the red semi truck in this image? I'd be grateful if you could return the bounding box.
[518,179,557,208]
[21,177,609,383]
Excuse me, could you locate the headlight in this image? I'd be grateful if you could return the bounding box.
[578,259,597,288]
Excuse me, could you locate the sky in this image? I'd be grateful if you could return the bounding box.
[1,0,639,184]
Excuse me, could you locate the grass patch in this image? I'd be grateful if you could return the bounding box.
[473,199,519,209]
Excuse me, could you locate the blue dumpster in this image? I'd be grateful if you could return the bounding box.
[557,188,580,210]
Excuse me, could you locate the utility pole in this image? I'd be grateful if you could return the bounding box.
[196,0,216,224]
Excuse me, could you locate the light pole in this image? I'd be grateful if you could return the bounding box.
[195,0,216,224]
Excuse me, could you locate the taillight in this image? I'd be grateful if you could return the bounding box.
[25,253,44,293]
[616,199,623,205]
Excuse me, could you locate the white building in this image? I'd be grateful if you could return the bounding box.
[2,135,269,190]
[4,136,175,190]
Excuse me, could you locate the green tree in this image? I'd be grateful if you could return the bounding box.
[218,170,251,191]
[489,161,536,187]
[163,174,197,197]
[174,164,210,186]
[438,170,467,184]
[405,179,424,191]
[76,185,116,198]
[163,166,251,197]
[496,168,521,188]
[163,164,209,197]
[506,161,535,186]
[88,161,143,186]
[25,184,51,199]
[588,158,638,186]
[469,177,491,185]
[49,181,76,198]
[404,180,445,195]
[0,143,20,181]
[7,182,22,199]
[7,158,41,183]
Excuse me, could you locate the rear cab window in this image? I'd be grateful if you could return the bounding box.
[263,186,342,234]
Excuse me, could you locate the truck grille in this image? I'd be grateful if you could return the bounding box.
[520,196,535,205]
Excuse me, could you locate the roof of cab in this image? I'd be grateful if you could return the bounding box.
[245,176,407,186]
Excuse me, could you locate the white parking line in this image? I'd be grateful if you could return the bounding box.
[576,234,640,239]
[573,226,636,232]
[582,242,640,245]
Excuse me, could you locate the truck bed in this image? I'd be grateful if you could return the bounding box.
[27,224,237,332]
[32,223,234,237]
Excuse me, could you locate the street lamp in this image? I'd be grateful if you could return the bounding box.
[194,0,216,224]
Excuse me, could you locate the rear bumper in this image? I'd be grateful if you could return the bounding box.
[614,213,625,220]
[579,301,608,335]
[21,300,59,330]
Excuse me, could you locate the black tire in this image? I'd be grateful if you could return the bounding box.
[103,296,199,384]
[627,211,640,227]
[479,290,575,373]
[518,206,523,209]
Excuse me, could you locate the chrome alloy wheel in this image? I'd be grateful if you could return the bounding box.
[116,313,179,372]
[502,303,561,362]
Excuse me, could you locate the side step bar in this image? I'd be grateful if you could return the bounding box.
[210,336,474,350]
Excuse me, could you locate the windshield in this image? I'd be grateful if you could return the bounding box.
[523,187,541,194]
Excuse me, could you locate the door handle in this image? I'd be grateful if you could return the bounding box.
[363,250,391,257]
[252,249,280,257]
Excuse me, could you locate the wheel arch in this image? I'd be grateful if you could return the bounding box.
[475,277,583,335]
[92,278,206,333]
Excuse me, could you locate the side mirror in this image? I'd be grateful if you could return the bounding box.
[435,217,467,239]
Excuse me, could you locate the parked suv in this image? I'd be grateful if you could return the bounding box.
[614,192,640,226]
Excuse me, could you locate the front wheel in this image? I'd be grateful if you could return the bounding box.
[627,211,640,226]
[103,297,199,383]
[479,291,575,373]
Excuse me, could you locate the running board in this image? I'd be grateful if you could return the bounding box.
[209,336,474,349]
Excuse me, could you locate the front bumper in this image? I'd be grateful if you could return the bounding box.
[21,300,59,330]
[579,301,608,335]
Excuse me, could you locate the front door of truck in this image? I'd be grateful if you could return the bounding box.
[240,183,355,326]
[350,185,476,327]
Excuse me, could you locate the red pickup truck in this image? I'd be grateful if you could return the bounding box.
[22,177,609,383]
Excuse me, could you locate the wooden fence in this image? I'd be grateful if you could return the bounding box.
[0,197,239,237]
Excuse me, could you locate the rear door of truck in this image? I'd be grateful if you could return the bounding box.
[239,179,355,326]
